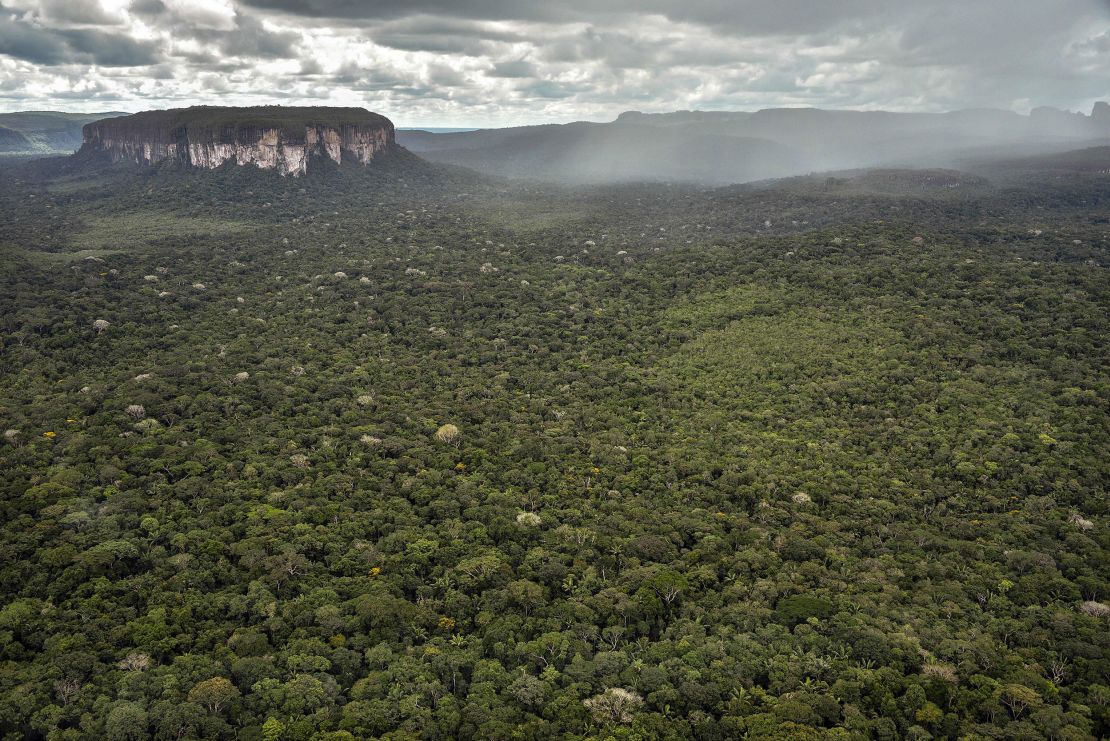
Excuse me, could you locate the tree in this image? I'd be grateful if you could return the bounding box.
[508,674,548,710]
[996,684,1042,720]
[149,700,207,741]
[435,423,461,447]
[774,595,835,626]
[584,688,643,725]
[915,701,944,726]
[261,717,285,741]
[187,677,240,715]
[105,701,148,741]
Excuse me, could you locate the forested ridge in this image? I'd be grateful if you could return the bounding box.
[0,157,1107,740]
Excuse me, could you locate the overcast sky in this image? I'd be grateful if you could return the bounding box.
[0,0,1107,127]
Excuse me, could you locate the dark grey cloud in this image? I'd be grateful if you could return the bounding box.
[0,15,69,64]
[127,0,167,17]
[371,33,493,56]
[359,17,526,55]
[233,0,925,34]
[426,63,467,88]
[488,59,536,78]
[644,0,891,34]
[0,0,1105,127]
[60,27,162,66]
[374,16,527,43]
[0,14,162,66]
[208,15,300,59]
[237,0,562,22]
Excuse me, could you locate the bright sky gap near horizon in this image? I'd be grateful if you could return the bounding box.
[0,0,1107,128]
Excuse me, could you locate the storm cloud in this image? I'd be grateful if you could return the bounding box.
[0,0,1106,126]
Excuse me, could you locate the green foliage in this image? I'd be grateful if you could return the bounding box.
[0,155,1106,740]
[187,677,240,714]
[774,595,836,626]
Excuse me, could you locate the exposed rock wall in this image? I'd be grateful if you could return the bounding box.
[80,106,395,176]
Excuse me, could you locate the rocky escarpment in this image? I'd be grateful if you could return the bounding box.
[80,106,396,176]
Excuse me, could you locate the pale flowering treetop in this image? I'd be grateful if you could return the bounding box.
[516,511,542,528]
[434,423,461,447]
[584,688,643,725]
[1079,601,1109,617]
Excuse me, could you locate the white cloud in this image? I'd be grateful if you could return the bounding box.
[0,0,1105,126]
[162,0,237,31]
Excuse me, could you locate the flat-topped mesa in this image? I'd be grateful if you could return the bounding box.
[80,105,396,176]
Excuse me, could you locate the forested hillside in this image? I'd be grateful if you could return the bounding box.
[0,157,1107,740]
[0,113,128,157]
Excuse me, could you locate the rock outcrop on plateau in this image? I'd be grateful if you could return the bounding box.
[80,106,396,176]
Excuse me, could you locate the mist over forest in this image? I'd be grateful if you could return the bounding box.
[398,104,1110,184]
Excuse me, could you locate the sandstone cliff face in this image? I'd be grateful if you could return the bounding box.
[81,106,395,176]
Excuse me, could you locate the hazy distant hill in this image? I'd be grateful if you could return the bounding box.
[966,145,1110,174]
[401,121,802,184]
[398,104,1110,185]
[0,111,128,155]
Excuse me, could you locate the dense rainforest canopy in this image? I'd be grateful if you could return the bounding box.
[0,154,1107,740]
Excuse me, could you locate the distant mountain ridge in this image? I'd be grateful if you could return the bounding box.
[0,111,128,155]
[8,102,1108,185]
[397,103,1110,184]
